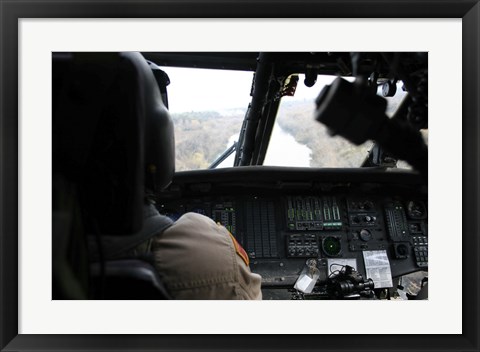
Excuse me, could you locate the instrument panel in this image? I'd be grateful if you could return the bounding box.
[157,167,428,299]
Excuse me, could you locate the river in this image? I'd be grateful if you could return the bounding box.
[219,123,311,168]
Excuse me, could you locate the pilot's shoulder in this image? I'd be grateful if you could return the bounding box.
[165,212,222,237]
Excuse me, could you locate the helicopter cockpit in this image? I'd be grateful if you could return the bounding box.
[143,52,429,300]
[53,51,428,300]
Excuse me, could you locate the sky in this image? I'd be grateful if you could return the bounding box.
[161,66,334,114]
[161,66,254,113]
[161,66,403,115]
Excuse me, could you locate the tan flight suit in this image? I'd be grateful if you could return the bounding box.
[151,212,262,300]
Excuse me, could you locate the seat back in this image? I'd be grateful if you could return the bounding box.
[90,259,172,300]
[52,52,175,299]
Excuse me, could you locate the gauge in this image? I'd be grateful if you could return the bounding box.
[359,229,372,242]
[322,236,342,257]
[406,201,427,219]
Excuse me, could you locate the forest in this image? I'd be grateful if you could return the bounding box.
[171,101,372,171]
[172,95,421,171]
[171,110,244,171]
[275,100,372,168]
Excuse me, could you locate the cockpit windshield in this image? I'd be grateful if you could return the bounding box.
[265,75,410,168]
[162,64,422,171]
[164,67,251,171]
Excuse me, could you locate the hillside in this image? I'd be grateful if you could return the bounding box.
[171,97,417,171]
[172,110,244,171]
[275,99,372,168]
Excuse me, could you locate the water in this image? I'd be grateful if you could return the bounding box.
[218,123,311,168]
[264,123,311,167]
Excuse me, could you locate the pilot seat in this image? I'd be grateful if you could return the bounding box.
[52,52,175,299]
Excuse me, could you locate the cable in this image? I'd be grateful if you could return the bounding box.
[328,263,347,278]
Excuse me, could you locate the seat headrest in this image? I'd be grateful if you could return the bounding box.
[53,52,175,235]
[128,53,175,192]
[121,52,175,191]
[147,60,171,109]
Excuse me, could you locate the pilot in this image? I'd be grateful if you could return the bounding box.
[144,60,262,299]
[148,210,262,300]
[53,52,262,300]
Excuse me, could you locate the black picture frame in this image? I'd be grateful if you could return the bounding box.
[1,1,478,351]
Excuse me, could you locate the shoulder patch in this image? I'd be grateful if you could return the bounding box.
[227,231,250,267]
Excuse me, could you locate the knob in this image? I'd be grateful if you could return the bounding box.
[360,229,372,241]
[397,244,408,256]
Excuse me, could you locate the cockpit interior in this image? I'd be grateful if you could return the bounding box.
[53,51,428,300]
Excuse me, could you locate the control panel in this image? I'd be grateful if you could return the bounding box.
[158,194,428,283]
[384,201,410,242]
[156,168,428,299]
[346,197,387,253]
[286,234,319,258]
[347,198,380,227]
[406,200,428,268]
[286,196,342,231]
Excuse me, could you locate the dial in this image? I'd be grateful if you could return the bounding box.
[322,236,342,257]
[407,201,427,219]
[359,229,372,242]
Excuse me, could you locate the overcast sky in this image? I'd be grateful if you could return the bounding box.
[162,66,336,114]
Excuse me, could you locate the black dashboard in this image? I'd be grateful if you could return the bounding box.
[156,166,428,299]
